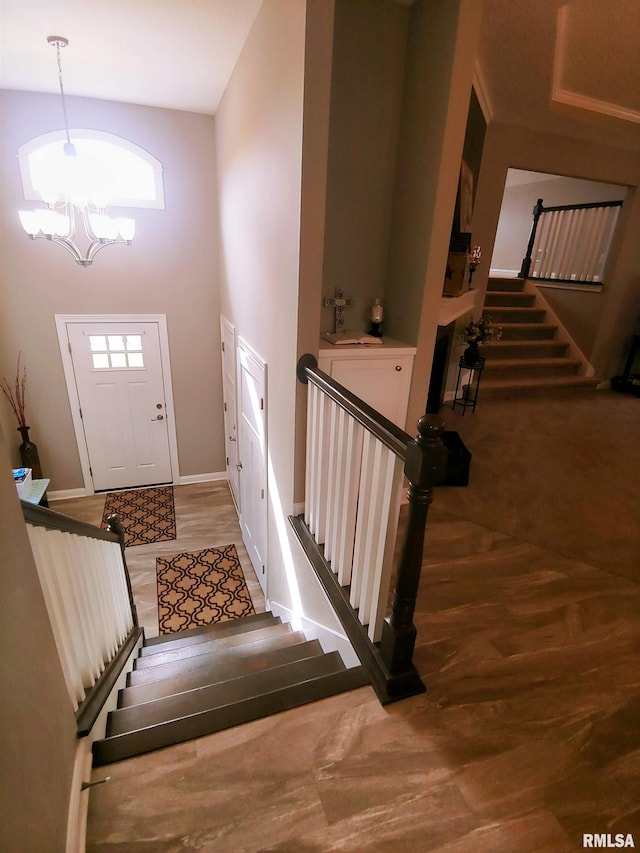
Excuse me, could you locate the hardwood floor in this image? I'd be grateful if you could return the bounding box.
[67,470,640,852]
[53,480,266,638]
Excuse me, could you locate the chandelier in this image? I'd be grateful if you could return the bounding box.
[18,36,135,267]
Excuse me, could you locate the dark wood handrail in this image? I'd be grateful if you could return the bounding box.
[519,197,623,279]
[76,626,143,736]
[296,353,447,702]
[297,353,411,460]
[22,499,119,542]
[538,199,623,214]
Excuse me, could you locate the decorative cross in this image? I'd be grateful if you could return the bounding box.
[322,288,353,332]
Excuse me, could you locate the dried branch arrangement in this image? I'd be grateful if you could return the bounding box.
[1,352,27,427]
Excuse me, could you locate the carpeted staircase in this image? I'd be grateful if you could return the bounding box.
[93,611,368,766]
[480,276,599,397]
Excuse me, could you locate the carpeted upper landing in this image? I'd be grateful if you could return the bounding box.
[433,390,640,583]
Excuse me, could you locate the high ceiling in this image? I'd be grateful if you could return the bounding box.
[476,0,640,150]
[0,1,263,114]
[1,0,639,151]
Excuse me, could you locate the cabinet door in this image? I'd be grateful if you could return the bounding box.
[327,356,413,428]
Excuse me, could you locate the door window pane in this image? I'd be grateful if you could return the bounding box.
[92,353,110,369]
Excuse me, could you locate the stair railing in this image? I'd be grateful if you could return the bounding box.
[22,501,142,735]
[292,354,446,704]
[519,197,623,284]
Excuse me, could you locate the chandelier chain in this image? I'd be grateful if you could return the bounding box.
[54,41,73,147]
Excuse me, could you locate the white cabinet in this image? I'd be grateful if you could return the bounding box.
[318,337,416,429]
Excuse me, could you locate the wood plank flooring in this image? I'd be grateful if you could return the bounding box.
[64,470,640,852]
[53,481,266,638]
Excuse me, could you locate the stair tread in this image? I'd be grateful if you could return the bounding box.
[93,666,370,766]
[121,639,325,706]
[498,322,557,330]
[484,306,544,314]
[134,623,295,669]
[140,614,281,655]
[143,611,278,648]
[482,375,598,389]
[129,629,310,686]
[484,357,581,368]
[108,652,348,736]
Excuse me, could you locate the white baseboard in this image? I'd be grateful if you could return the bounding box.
[50,474,228,501]
[268,600,360,669]
[179,471,227,485]
[48,488,89,502]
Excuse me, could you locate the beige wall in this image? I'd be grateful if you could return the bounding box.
[320,0,408,334]
[295,0,336,503]
[0,422,78,852]
[385,0,483,432]
[215,0,347,636]
[0,91,223,491]
[471,122,640,379]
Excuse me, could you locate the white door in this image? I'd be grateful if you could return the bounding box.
[65,321,173,491]
[220,317,240,510]
[237,339,267,594]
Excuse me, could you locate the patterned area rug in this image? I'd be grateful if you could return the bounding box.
[156,544,255,634]
[102,486,176,547]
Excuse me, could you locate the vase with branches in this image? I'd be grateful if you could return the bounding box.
[1,352,42,478]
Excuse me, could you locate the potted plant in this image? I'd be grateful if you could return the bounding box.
[460,316,501,365]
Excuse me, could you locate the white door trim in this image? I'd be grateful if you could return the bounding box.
[55,313,180,495]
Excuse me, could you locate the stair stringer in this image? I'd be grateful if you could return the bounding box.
[522,279,595,377]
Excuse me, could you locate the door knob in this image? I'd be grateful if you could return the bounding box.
[229,436,237,441]
[151,414,164,421]
[236,462,243,471]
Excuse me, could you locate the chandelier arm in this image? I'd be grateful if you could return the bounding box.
[50,235,87,265]
[86,238,129,263]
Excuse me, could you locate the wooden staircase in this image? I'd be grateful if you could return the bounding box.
[479,277,599,397]
[93,611,368,766]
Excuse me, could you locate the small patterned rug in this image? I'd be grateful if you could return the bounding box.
[156,544,255,634]
[102,486,176,547]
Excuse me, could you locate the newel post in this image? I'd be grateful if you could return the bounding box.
[379,414,446,697]
[519,198,544,279]
[106,513,138,627]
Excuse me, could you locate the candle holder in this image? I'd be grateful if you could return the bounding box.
[370,298,384,337]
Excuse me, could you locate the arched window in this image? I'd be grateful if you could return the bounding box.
[18,129,165,210]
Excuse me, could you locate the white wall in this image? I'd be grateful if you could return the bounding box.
[0,91,223,490]
[492,173,626,274]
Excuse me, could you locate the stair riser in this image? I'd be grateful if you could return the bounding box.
[129,631,309,687]
[497,325,557,340]
[140,615,281,656]
[485,293,536,308]
[143,611,279,648]
[93,667,369,767]
[484,363,580,380]
[481,343,568,360]
[108,653,346,736]
[121,640,324,706]
[481,380,599,400]
[487,278,525,292]
[135,624,293,669]
[483,309,546,324]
